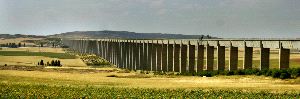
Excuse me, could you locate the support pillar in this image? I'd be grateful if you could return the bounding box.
[206,44,214,71]
[260,41,270,70]
[279,46,290,69]
[167,41,174,72]
[196,43,204,72]
[162,43,168,72]
[147,41,152,71]
[188,41,195,72]
[217,41,225,71]
[174,43,180,72]
[229,46,238,71]
[243,44,253,69]
[181,44,187,72]
[156,42,162,71]
[151,41,157,71]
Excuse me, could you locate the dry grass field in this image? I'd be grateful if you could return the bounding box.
[0,40,300,98]
[0,67,300,93]
[0,38,42,46]
[0,47,86,67]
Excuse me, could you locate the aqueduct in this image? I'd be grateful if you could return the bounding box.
[62,39,300,72]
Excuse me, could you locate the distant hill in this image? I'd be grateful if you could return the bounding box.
[0,34,45,39]
[49,30,217,39]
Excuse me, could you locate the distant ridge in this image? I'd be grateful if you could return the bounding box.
[0,34,45,39]
[49,30,217,39]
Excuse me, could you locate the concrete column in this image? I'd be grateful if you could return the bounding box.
[217,43,225,71]
[120,42,125,68]
[206,45,214,71]
[132,41,136,70]
[98,41,102,57]
[162,43,168,72]
[174,43,180,72]
[181,44,187,72]
[143,41,148,70]
[279,47,290,69]
[259,42,270,70]
[134,41,139,70]
[138,41,144,70]
[229,46,238,71]
[147,41,152,71]
[126,41,130,69]
[196,44,204,72]
[188,42,195,72]
[151,41,157,71]
[156,42,162,71]
[243,46,253,69]
[167,42,174,72]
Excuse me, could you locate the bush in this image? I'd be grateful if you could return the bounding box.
[271,69,281,78]
[288,68,300,78]
[234,70,245,75]
[280,73,291,79]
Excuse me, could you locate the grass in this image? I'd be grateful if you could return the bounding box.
[0,51,76,59]
[0,83,299,98]
[1,66,300,98]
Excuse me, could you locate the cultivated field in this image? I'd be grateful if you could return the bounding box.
[1,40,300,98]
[0,47,86,67]
[0,66,300,98]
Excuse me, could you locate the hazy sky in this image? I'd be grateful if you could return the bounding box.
[0,0,299,38]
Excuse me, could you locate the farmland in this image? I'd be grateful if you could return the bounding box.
[1,66,300,98]
[1,39,300,98]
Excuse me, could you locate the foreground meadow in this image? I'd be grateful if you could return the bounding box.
[0,66,300,98]
[0,46,300,98]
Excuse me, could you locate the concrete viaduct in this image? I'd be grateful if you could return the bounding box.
[62,39,300,72]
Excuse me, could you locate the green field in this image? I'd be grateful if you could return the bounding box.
[0,83,299,98]
[0,51,76,59]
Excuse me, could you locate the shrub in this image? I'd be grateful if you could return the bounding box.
[288,68,300,78]
[106,75,118,77]
[279,73,291,79]
[234,70,245,75]
[271,70,281,78]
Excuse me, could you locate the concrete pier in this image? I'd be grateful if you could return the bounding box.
[229,46,238,71]
[279,48,290,69]
[156,42,162,71]
[206,45,214,71]
[174,44,180,72]
[151,42,157,71]
[181,44,187,72]
[168,42,174,72]
[243,46,253,69]
[188,42,195,72]
[217,45,225,71]
[196,44,204,72]
[162,43,168,72]
[260,48,270,70]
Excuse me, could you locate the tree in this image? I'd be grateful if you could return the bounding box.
[58,60,61,66]
[54,60,58,66]
[18,43,21,47]
[51,60,54,66]
[40,60,44,66]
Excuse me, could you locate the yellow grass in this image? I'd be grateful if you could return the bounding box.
[0,38,42,46]
[0,47,86,67]
[0,56,86,67]
[0,69,299,92]
[0,47,65,53]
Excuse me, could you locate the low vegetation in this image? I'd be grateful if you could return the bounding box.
[173,68,300,79]
[0,83,299,98]
[0,51,76,59]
